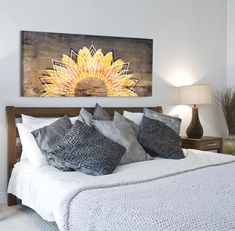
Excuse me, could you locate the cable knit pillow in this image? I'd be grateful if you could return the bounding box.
[138,116,184,159]
[46,120,126,175]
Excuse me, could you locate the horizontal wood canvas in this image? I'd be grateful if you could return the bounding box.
[21,31,153,97]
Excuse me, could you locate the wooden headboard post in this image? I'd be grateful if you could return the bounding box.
[6,106,17,205]
[6,106,163,206]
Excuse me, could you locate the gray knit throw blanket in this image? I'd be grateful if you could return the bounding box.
[61,162,235,231]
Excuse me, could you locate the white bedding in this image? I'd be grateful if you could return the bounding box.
[8,149,235,229]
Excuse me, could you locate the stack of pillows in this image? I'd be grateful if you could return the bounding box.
[17,104,184,176]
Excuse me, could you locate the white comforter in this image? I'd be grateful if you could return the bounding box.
[8,149,235,230]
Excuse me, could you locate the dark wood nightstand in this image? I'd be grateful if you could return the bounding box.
[181,136,222,153]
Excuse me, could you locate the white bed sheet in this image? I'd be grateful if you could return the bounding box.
[8,149,235,224]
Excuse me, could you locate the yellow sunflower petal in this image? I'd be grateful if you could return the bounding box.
[123,79,135,87]
[108,59,124,74]
[77,47,92,66]
[93,49,104,64]
[103,52,113,68]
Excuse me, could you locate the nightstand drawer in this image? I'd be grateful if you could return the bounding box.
[199,140,221,150]
[181,141,197,149]
[181,136,222,153]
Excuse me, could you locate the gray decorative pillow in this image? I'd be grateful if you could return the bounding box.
[144,108,181,134]
[80,105,112,127]
[113,111,139,135]
[138,116,184,159]
[93,103,112,121]
[31,116,72,153]
[46,120,126,175]
[31,116,73,170]
[80,108,93,127]
[93,119,152,165]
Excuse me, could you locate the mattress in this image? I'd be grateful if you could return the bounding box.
[8,149,235,230]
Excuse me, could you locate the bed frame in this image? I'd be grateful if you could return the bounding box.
[6,106,163,206]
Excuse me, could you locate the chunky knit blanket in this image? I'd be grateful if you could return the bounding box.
[8,150,235,231]
[61,161,235,231]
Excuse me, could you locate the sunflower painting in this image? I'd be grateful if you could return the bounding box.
[21,31,153,97]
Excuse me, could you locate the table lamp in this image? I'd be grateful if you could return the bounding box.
[178,85,212,138]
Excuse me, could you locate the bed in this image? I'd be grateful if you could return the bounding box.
[6,106,235,231]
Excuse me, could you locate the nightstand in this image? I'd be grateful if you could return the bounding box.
[181,136,222,153]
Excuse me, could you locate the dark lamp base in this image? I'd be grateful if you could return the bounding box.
[186,105,203,139]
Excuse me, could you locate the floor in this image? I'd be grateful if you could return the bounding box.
[0,204,59,231]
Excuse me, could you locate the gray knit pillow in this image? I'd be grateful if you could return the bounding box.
[46,120,126,175]
[93,119,152,165]
[138,116,184,159]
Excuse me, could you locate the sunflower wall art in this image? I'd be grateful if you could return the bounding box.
[21,31,153,97]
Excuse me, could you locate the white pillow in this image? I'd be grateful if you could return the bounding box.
[123,111,143,126]
[17,123,48,168]
[16,137,28,161]
[70,115,83,124]
[21,114,81,130]
[20,150,28,161]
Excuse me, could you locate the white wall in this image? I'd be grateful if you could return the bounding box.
[227,0,235,86]
[0,0,227,203]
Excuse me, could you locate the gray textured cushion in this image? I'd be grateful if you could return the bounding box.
[113,111,139,135]
[46,120,126,175]
[31,116,72,153]
[138,116,184,159]
[80,108,93,127]
[93,119,152,165]
[93,103,112,120]
[144,108,181,134]
[80,105,112,127]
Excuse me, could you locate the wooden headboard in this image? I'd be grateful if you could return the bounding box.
[6,106,163,205]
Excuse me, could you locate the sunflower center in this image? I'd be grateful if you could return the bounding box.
[75,77,108,96]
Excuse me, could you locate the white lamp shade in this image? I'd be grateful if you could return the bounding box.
[178,85,212,105]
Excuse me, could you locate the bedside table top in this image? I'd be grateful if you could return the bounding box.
[181,136,221,141]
